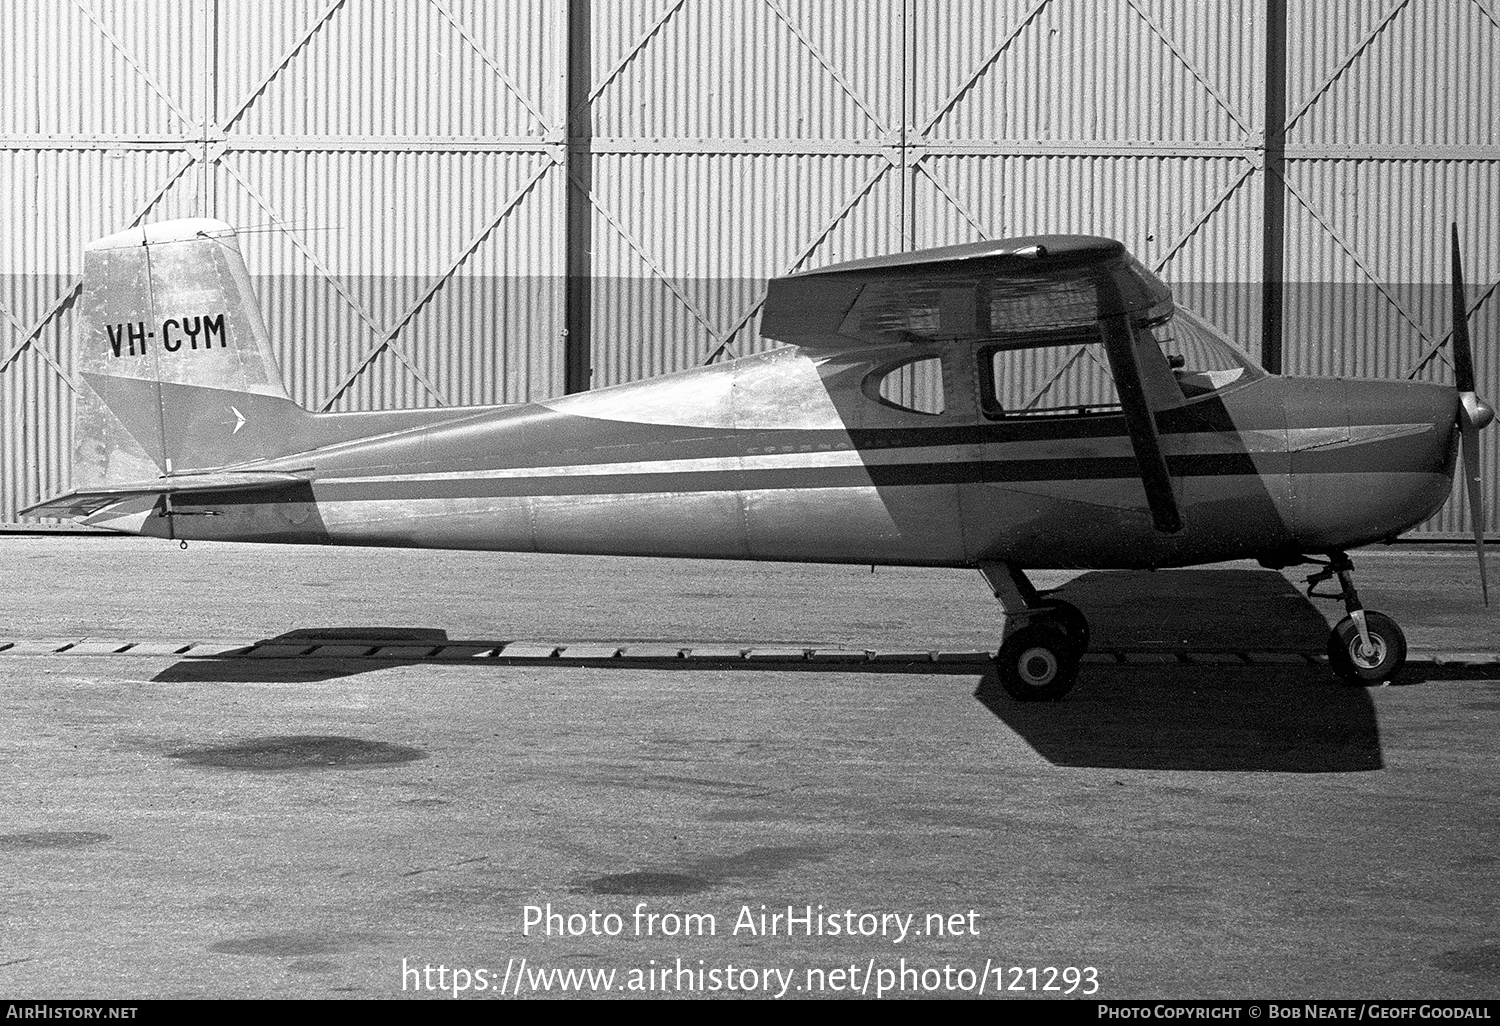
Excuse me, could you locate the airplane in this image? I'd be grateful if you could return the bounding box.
[20,218,1494,701]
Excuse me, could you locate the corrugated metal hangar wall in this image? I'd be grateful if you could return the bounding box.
[2,0,1496,537]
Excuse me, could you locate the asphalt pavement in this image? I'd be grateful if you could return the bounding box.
[0,536,1496,1000]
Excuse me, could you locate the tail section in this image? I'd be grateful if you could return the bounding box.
[72,218,313,487]
[26,218,484,532]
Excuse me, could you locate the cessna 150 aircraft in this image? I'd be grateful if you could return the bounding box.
[22,219,1494,700]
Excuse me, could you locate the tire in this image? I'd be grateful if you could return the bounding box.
[994,623,1080,702]
[1036,598,1090,654]
[1326,611,1406,684]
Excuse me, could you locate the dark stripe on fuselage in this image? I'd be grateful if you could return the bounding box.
[329,456,1248,501]
[182,434,1441,508]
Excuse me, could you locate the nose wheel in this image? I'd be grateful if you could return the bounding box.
[1306,552,1408,684]
[1327,611,1406,683]
[978,562,1090,701]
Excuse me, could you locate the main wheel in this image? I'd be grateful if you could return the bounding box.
[1036,598,1090,653]
[1327,611,1406,684]
[994,623,1080,701]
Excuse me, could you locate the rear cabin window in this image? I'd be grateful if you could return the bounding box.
[981,340,1121,419]
[868,356,945,415]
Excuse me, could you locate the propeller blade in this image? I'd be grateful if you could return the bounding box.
[1450,222,1476,394]
[1461,417,1489,606]
[1452,223,1488,605]
[1100,314,1182,534]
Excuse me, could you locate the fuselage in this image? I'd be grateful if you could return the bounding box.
[129,342,1461,571]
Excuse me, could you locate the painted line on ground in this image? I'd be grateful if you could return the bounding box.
[2,638,1498,667]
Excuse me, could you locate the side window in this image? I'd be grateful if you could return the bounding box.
[981,341,1121,419]
[865,356,945,415]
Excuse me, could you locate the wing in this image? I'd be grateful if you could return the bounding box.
[760,235,1172,350]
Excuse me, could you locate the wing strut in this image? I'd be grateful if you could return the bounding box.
[1099,311,1183,534]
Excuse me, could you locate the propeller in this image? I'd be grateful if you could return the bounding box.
[1450,223,1494,605]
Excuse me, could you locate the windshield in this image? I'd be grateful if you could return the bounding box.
[1149,308,1265,398]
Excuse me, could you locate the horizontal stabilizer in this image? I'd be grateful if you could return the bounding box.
[20,470,312,519]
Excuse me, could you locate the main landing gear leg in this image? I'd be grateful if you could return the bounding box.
[977,561,1090,701]
[1305,551,1407,684]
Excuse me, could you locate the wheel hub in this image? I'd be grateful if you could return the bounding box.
[1351,635,1386,669]
[1019,647,1059,685]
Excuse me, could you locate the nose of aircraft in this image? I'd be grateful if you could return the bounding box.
[1285,225,1494,599]
[1341,379,1463,497]
[1342,378,1464,447]
[1284,378,1461,551]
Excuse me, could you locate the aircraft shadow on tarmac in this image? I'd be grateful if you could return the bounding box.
[973,675,1385,773]
[1055,567,1335,651]
[146,569,1500,774]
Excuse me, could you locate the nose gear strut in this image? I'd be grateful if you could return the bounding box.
[1305,551,1407,684]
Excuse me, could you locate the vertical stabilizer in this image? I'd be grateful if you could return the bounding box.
[74,219,310,486]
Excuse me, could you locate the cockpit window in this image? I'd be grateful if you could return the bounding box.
[982,337,1122,418]
[979,308,1263,418]
[866,356,945,415]
[1150,308,1264,399]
